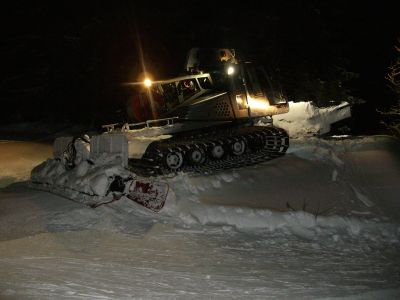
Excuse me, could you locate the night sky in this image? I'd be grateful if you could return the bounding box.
[1,1,398,132]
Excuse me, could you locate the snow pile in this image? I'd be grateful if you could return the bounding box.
[164,198,400,244]
[137,135,400,244]
[0,141,52,188]
[286,137,345,165]
[158,174,400,245]
[273,101,351,137]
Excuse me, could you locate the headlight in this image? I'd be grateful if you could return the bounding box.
[143,78,152,87]
[226,66,235,75]
[247,96,269,110]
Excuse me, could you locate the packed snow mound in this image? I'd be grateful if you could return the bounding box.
[167,201,400,244]
[32,190,400,247]
[163,136,399,210]
[0,141,52,188]
[145,135,400,242]
[273,101,351,137]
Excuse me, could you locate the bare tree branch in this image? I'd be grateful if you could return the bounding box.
[380,38,400,138]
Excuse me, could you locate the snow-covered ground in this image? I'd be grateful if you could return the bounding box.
[1,102,399,299]
[0,140,52,188]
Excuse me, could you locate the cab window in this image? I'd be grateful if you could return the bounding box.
[178,79,199,100]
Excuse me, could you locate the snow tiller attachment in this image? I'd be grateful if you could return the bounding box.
[31,136,169,212]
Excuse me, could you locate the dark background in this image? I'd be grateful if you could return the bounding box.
[0,1,398,134]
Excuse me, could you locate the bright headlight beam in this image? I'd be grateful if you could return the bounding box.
[247,96,269,110]
[227,66,235,75]
[143,78,152,87]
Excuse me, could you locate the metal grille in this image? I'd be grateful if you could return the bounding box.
[215,101,232,117]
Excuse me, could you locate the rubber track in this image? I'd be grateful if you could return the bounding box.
[129,125,289,177]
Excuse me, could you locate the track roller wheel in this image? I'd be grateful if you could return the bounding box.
[211,142,225,159]
[231,138,246,156]
[187,146,206,165]
[164,149,184,170]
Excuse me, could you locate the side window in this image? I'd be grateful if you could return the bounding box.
[178,79,199,100]
[161,83,180,108]
[198,76,212,90]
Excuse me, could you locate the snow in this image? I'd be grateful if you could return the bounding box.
[0,140,52,188]
[1,102,400,299]
[273,101,351,137]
